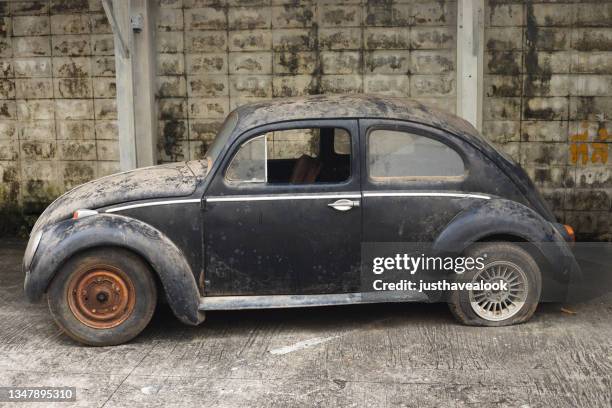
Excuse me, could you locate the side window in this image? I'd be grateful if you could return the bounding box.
[226,127,351,184]
[333,129,351,154]
[368,129,464,179]
[226,136,266,182]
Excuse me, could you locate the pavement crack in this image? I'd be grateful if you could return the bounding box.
[99,342,158,408]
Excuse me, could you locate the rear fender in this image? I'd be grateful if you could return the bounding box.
[433,198,580,286]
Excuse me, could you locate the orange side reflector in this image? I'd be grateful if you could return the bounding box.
[564,224,575,242]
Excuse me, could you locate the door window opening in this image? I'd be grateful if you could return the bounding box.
[226,127,351,184]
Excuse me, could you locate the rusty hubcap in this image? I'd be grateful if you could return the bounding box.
[67,265,136,329]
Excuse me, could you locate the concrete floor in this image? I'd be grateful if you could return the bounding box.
[1,239,611,408]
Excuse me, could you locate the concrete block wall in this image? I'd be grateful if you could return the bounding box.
[0,0,610,240]
[155,0,458,163]
[484,0,612,240]
[0,0,118,232]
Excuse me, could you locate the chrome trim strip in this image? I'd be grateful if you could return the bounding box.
[363,192,491,200]
[198,292,428,310]
[206,193,361,203]
[104,198,201,213]
[103,192,488,211]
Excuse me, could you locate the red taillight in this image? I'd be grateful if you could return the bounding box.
[564,224,575,242]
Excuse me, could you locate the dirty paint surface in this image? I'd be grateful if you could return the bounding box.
[232,94,475,138]
[31,161,198,234]
[2,240,612,407]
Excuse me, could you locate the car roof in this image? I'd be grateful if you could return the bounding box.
[232,94,480,141]
[229,94,524,188]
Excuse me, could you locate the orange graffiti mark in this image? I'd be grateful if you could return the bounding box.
[570,143,589,165]
[569,122,609,165]
[591,143,608,164]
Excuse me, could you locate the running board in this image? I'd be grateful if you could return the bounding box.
[198,292,428,311]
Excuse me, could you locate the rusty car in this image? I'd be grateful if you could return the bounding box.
[23,95,579,345]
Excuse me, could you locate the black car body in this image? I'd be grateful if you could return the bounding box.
[23,95,580,344]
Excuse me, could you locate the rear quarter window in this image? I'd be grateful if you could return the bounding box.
[368,129,465,180]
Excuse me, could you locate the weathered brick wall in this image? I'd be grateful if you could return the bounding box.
[155,0,458,162]
[484,1,612,240]
[0,0,118,233]
[0,0,610,240]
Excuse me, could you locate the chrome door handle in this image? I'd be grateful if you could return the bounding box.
[328,199,360,211]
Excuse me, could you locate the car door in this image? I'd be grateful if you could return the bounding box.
[360,119,483,245]
[203,119,362,296]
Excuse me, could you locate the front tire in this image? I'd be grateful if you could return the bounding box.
[448,242,542,326]
[47,248,157,346]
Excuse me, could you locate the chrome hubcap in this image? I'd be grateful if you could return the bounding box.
[469,261,528,322]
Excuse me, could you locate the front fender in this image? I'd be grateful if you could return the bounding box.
[24,213,205,326]
[433,198,580,285]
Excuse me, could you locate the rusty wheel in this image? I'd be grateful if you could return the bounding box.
[67,266,136,329]
[48,248,157,346]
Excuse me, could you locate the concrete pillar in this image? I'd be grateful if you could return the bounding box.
[131,0,158,168]
[456,0,484,131]
[104,0,157,171]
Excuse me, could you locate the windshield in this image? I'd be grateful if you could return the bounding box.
[204,112,238,168]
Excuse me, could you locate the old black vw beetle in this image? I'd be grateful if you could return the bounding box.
[23,95,579,345]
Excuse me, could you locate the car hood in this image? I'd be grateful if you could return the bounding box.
[31,161,207,234]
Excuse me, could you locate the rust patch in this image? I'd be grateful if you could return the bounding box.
[67,265,136,329]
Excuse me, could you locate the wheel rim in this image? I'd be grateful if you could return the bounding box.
[66,265,136,329]
[469,261,528,322]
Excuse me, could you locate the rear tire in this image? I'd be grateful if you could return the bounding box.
[47,248,157,346]
[448,242,541,326]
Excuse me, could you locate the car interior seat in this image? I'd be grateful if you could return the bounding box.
[290,154,322,184]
